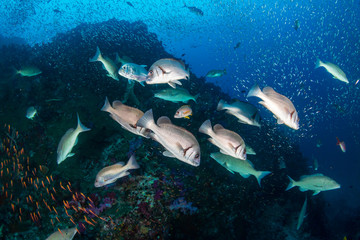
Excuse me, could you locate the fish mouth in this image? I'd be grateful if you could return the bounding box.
[191,158,200,167]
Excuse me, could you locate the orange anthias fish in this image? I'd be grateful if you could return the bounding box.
[174,105,192,119]
[336,137,346,152]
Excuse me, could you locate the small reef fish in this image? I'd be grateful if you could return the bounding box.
[137,109,201,166]
[46,227,77,240]
[247,84,299,130]
[210,152,271,186]
[234,42,241,50]
[15,66,42,77]
[315,59,349,84]
[206,69,226,78]
[297,196,307,230]
[246,145,256,155]
[183,3,204,16]
[174,105,192,119]
[89,46,119,81]
[286,173,340,196]
[101,97,150,138]
[118,63,147,86]
[95,154,139,187]
[26,106,37,120]
[336,137,346,152]
[293,19,300,31]
[154,88,199,103]
[217,99,261,127]
[57,114,91,164]
[147,58,189,88]
[199,120,246,160]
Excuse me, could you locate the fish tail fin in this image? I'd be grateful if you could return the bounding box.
[254,171,271,187]
[336,136,340,145]
[76,113,91,132]
[247,84,262,98]
[217,99,226,111]
[101,97,112,113]
[286,176,297,191]
[315,58,323,69]
[89,46,102,62]
[199,119,212,135]
[126,154,140,170]
[137,109,155,129]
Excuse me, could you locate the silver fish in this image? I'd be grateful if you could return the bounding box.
[147,58,189,88]
[217,99,261,127]
[297,197,307,230]
[315,59,349,84]
[210,152,270,186]
[101,97,150,138]
[118,63,147,86]
[89,46,119,81]
[206,69,226,78]
[154,88,199,103]
[94,154,139,187]
[26,106,37,120]
[137,109,200,166]
[247,84,299,130]
[46,227,77,240]
[57,114,90,164]
[16,66,42,77]
[199,120,246,160]
[286,173,340,195]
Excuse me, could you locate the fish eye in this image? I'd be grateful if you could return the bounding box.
[195,153,199,159]
[176,111,179,114]
[149,70,153,74]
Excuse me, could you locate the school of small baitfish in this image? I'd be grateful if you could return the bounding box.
[19,45,346,238]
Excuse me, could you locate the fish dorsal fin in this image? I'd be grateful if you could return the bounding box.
[277,118,284,124]
[115,162,125,166]
[157,116,172,125]
[140,65,147,68]
[300,173,323,180]
[213,124,224,132]
[112,100,124,109]
[164,58,186,68]
[263,86,277,95]
[311,173,324,177]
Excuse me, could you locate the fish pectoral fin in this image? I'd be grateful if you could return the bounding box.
[184,116,190,119]
[299,187,307,192]
[312,190,321,196]
[168,82,176,88]
[175,142,185,155]
[163,151,176,158]
[66,153,75,158]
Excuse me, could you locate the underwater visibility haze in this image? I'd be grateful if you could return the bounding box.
[0,0,360,239]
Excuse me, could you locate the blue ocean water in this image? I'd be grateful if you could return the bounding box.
[1,0,360,239]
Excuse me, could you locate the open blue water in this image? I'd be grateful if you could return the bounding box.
[1,0,360,239]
